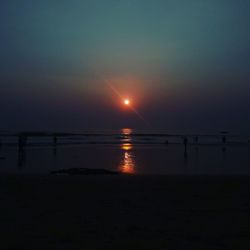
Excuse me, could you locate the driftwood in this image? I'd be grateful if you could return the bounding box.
[51,168,120,175]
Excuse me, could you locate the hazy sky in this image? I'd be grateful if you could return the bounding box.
[0,0,250,132]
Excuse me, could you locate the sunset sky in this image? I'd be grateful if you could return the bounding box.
[1,0,250,132]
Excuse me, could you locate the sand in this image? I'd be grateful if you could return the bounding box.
[0,174,250,250]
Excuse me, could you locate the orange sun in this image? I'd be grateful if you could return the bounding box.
[124,99,130,105]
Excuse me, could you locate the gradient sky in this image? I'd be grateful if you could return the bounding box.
[0,0,250,132]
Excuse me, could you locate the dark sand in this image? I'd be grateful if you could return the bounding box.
[0,175,250,250]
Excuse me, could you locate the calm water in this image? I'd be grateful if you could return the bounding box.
[0,129,250,175]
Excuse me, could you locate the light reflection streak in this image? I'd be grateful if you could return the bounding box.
[119,128,136,174]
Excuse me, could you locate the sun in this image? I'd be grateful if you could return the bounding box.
[124,99,130,105]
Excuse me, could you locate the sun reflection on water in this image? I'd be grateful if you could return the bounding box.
[119,128,136,174]
[122,128,133,135]
[122,143,133,151]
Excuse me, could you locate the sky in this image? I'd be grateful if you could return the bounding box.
[0,0,250,132]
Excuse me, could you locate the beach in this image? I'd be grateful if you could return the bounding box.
[0,174,250,249]
[1,0,250,248]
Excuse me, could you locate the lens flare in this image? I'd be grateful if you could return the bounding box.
[104,78,149,126]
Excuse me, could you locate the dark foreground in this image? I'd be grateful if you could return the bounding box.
[0,175,250,250]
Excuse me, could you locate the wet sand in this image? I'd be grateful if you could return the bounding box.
[0,175,250,249]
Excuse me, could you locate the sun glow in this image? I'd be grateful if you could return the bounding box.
[124,99,130,105]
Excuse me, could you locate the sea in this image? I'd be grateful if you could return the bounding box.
[0,128,250,175]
